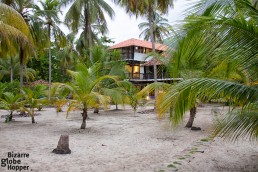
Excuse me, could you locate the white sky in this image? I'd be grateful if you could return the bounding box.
[59,0,194,44]
[105,0,193,44]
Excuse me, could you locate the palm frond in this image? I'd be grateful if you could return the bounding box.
[214,107,258,141]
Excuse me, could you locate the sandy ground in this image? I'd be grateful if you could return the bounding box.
[0,104,257,172]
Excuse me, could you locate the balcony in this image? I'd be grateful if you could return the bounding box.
[126,73,171,80]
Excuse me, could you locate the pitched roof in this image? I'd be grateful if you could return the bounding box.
[109,38,168,51]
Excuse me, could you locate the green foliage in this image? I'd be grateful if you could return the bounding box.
[21,84,48,123]
[0,81,20,95]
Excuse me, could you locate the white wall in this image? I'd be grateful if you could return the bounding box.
[134,53,153,61]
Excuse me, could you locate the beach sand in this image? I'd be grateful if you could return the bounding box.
[0,104,257,172]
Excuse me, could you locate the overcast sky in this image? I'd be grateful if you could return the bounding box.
[59,0,194,44]
[105,0,193,44]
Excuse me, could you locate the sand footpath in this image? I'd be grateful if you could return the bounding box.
[0,104,257,172]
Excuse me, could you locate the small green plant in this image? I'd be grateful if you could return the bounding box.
[0,92,23,122]
[173,161,182,165]
[200,138,209,142]
[167,164,176,168]
[178,157,185,160]
[158,170,165,172]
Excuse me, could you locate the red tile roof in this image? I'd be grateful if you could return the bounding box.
[109,38,168,51]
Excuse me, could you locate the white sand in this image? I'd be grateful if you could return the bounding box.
[0,104,257,172]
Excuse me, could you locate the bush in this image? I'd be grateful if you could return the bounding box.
[0,81,20,96]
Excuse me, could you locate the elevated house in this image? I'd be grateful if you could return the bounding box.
[109,38,180,88]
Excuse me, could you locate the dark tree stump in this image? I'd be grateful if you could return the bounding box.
[52,135,71,154]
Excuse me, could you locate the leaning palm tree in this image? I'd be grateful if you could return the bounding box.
[62,0,115,62]
[138,12,171,43]
[0,2,35,87]
[158,0,258,141]
[55,63,120,129]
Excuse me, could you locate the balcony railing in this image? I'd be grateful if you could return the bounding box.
[126,73,170,80]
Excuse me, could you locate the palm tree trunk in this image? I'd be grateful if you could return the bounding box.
[81,104,88,129]
[93,108,99,113]
[10,57,13,82]
[19,49,24,89]
[62,68,65,82]
[148,7,158,107]
[185,106,196,128]
[8,111,13,122]
[31,108,35,123]
[84,3,93,62]
[48,24,52,100]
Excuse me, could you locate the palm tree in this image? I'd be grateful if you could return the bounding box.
[114,0,173,102]
[0,2,35,87]
[34,0,65,100]
[55,63,120,129]
[138,12,171,43]
[0,92,23,122]
[57,33,79,82]
[0,56,36,82]
[157,0,258,141]
[62,0,115,62]
[21,84,47,123]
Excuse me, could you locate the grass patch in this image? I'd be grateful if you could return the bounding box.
[158,170,165,172]
[173,161,182,165]
[167,164,176,168]
[178,157,185,160]
[191,147,198,151]
[200,138,209,142]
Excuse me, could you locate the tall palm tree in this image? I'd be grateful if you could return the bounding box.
[34,0,65,99]
[0,2,35,87]
[62,0,115,62]
[138,12,171,43]
[158,0,258,141]
[114,0,173,102]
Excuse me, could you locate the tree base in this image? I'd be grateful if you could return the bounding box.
[191,127,201,131]
[52,135,71,154]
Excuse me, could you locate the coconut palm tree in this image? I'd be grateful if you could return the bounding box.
[0,92,23,122]
[114,0,173,102]
[62,0,115,62]
[0,2,35,87]
[0,56,36,82]
[138,12,171,43]
[33,0,65,100]
[55,63,120,129]
[21,84,47,123]
[157,0,258,141]
[57,33,79,82]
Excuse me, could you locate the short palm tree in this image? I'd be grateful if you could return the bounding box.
[0,92,23,122]
[21,84,47,123]
[56,63,119,129]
